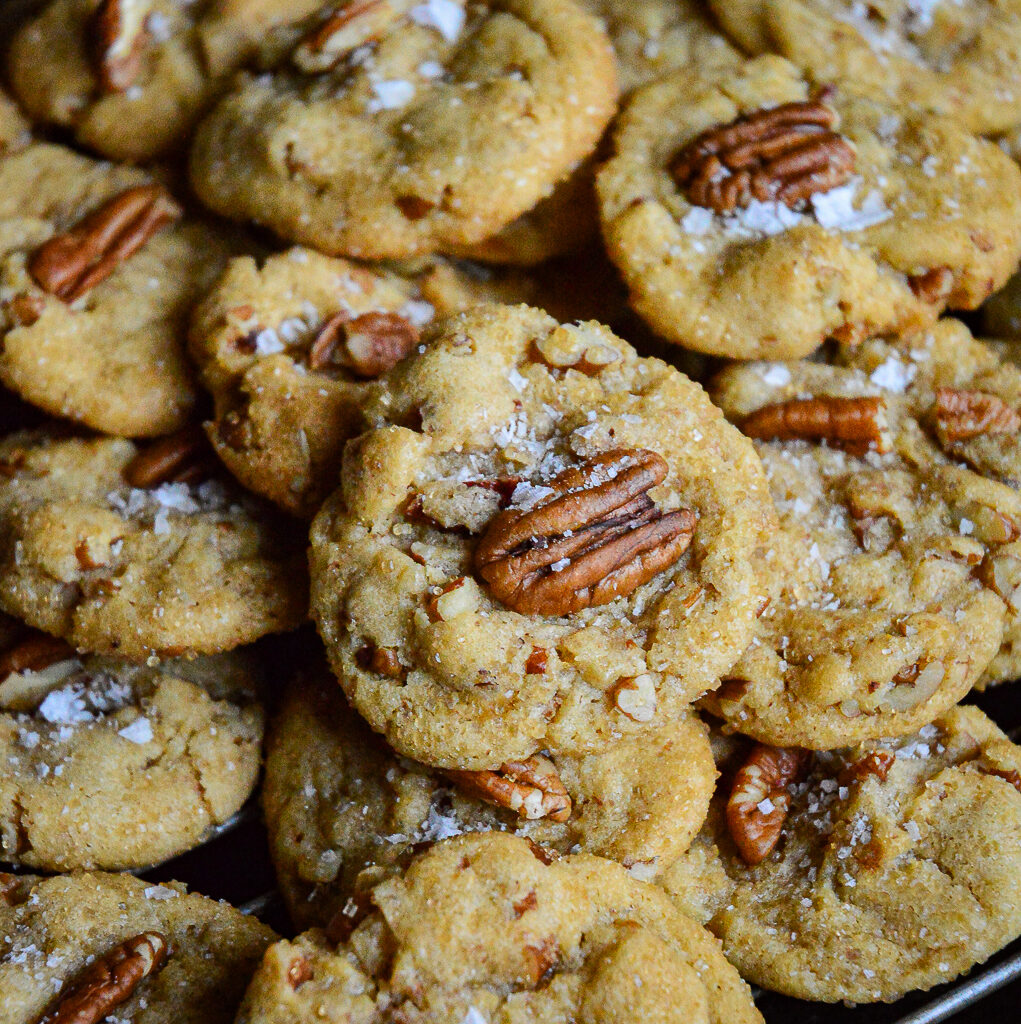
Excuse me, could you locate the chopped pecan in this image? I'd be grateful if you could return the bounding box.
[839,749,895,786]
[982,766,1021,794]
[92,0,152,94]
[325,892,374,945]
[4,293,44,327]
[292,0,400,73]
[726,744,809,865]
[908,266,954,305]
[671,99,855,213]
[308,310,418,377]
[355,642,405,678]
[0,630,75,681]
[286,956,314,989]
[608,673,656,722]
[525,646,548,674]
[522,937,559,986]
[474,449,696,617]
[741,396,886,455]
[931,388,1021,442]
[123,426,213,489]
[44,932,169,1024]
[29,185,181,303]
[445,755,571,822]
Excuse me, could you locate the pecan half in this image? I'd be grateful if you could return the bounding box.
[726,744,809,865]
[0,630,75,681]
[671,100,855,213]
[123,425,214,489]
[292,0,400,73]
[29,185,181,303]
[931,388,1021,443]
[307,310,418,377]
[44,932,169,1024]
[474,449,695,617]
[92,0,152,94]
[741,396,886,455]
[445,755,571,822]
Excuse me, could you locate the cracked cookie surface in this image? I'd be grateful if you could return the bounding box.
[190,247,537,517]
[662,707,1021,1002]
[6,0,318,162]
[263,658,715,930]
[236,831,763,1024]
[309,303,778,769]
[0,870,276,1023]
[0,431,307,661]
[597,55,1021,359]
[0,142,235,437]
[701,347,1012,746]
[189,0,618,259]
[0,612,263,872]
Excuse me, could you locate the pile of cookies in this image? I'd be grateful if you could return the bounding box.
[2,0,1021,1020]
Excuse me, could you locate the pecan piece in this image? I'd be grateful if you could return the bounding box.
[123,426,214,489]
[445,755,572,822]
[671,99,855,213]
[982,766,1021,794]
[908,266,954,305]
[0,630,75,681]
[93,0,152,94]
[741,396,886,455]
[308,310,418,377]
[726,744,809,865]
[29,185,181,303]
[474,449,696,617]
[292,0,401,73]
[44,932,169,1024]
[839,749,896,786]
[931,388,1021,443]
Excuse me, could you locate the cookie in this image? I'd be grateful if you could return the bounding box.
[6,0,318,162]
[0,142,236,437]
[765,0,1021,135]
[0,91,30,155]
[236,832,763,1024]
[585,0,742,94]
[309,303,778,769]
[0,430,307,661]
[189,0,618,259]
[190,247,536,517]
[596,56,1021,359]
[661,707,1021,1002]
[0,613,263,871]
[840,321,1021,687]
[263,658,716,930]
[701,350,1013,747]
[0,870,275,1023]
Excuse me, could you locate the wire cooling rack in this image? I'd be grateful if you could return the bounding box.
[1,0,1020,1017]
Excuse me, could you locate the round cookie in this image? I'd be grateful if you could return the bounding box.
[189,0,618,259]
[0,142,235,437]
[702,351,1013,747]
[6,0,320,163]
[0,870,276,1023]
[190,247,537,517]
[236,832,763,1024]
[0,614,263,871]
[310,303,778,769]
[263,659,716,930]
[0,430,307,661]
[597,56,1021,359]
[661,707,1021,1002]
[765,0,1021,135]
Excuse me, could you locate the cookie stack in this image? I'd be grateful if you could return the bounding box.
[1,1,1021,1021]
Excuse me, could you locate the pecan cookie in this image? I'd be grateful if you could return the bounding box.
[6,0,319,162]
[0,612,263,871]
[190,247,537,517]
[661,707,1021,1002]
[236,832,763,1024]
[765,0,1021,135]
[263,658,716,930]
[0,142,236,438]
[309,303,778,769]
[596,56,1021,359]
[0,870,275,1023]
[189,0,618,260]
[702,350,1014,747]
[0,431,307,661]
